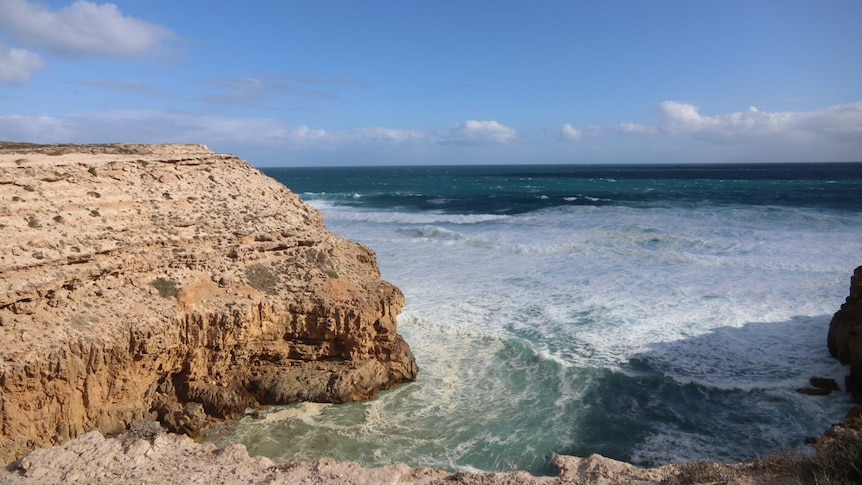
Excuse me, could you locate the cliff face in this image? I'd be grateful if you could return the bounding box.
[828,266,862,395]
[0,143,417,462]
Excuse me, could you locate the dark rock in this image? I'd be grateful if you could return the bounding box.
[797,387,832,396]
[810,377,840,392]
[827,266,862,397]
[154,400,208,437]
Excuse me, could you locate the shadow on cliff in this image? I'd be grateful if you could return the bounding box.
[556,314,853,469]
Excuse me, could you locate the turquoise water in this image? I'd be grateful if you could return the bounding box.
[206,163,862,474]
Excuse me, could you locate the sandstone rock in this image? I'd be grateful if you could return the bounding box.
[0,429,801,484]
[827,266,862,396]
[0,143,417,462]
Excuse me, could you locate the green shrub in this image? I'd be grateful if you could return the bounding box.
[23,185,35,192]
[245,264,278,295]
[151,277,179,299]
[27,216,41,228]
[88,167,97,176]
[124,420,164,445]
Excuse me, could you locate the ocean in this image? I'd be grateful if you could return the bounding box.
[205,163,862,475]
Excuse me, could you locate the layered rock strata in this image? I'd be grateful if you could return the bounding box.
[0,143,417,462]
[828,265,862,396]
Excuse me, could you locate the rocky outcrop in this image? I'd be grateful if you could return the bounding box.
[0,428,803,485]
[828,265,862,396]
[0,143,417,462]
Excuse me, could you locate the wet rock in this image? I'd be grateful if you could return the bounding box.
[827,266,862,396]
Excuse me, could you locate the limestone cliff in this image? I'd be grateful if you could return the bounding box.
[828,265,862,396]
[0,143,417,462]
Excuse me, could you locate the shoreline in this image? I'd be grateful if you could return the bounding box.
[4,420,860,484]
[0,427,785,484]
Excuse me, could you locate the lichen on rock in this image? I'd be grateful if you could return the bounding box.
[0,143,417,462]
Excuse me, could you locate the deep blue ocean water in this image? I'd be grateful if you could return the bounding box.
[207,163,862,475]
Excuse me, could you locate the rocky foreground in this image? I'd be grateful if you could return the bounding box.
[0,143,859,484]
[1,426,812,485]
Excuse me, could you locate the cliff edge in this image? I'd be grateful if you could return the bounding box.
[828,265,862,396]
[0,143,417,462]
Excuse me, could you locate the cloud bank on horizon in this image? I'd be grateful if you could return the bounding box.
[0,0,860,166]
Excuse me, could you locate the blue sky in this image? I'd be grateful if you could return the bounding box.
[1,0,861,166]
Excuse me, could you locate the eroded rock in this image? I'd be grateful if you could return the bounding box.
[828,266,862,396]
[0,143,417,462]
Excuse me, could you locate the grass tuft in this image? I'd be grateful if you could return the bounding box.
[806,431,862,484]
[749,429,862,485]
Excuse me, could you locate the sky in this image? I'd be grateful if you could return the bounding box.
[1,0,861,166]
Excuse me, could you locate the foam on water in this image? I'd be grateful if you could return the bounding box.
[309,199,511,225]
[208,169,862,474]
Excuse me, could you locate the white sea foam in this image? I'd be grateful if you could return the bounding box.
[259,402,329,423]
[215,198,862,472]
[308,203,510,225]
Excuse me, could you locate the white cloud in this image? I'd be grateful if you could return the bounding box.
[656,101,862,143]
[440,120,517,144]
[606,101,862,147]
[0,111,284,145]
[4,103,859,164]
[0,0,175,59]
[0,113,74,141]
[615,122,658,135]
[0,111,427,150]
[349,127,424,144]
[0,44,44,83]
[287,125,329,143]
[560,123,583,141]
